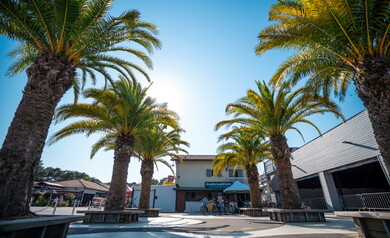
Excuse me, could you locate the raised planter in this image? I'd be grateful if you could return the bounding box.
[265,209,326,222]
[77,210,144,223]
[0,215,85,238]
[126,208,161,217]
[240,208,263,217]
[335,211,390,238]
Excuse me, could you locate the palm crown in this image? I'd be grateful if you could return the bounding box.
[216,81,344,140]
[1,0,161,94]
[49,77,178,156]
[255,0,390,97]
[213,129,270,208]
[133,127,189,173]
[213,130,270,173]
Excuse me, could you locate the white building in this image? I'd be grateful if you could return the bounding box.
[173,155,250,212]
[132,184,176,212]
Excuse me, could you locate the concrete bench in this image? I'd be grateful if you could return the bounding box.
[77,210,144,223]
[335,211,390,238]
[240,208,263,217]
[125,208,161,217]
[265,208,327,222]
[0,215,85,238]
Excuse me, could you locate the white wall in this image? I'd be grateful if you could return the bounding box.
[176,161,248,187]
[132,185,176,212]
[291,110,380,179]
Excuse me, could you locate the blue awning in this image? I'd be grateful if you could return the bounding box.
[223,180,250,193]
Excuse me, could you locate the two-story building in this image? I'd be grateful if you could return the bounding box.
[173,155,250,212]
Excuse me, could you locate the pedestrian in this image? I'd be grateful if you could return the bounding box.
[58,195,63,207]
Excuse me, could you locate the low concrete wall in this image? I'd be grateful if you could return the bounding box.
[240,208,263,217]
[0,215,85,238]
[185,201,202,213]
[336,211,390,238]
[265,209,326,222]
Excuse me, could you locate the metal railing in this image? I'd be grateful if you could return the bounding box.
[300,197,328,209]
[340,192,390,211]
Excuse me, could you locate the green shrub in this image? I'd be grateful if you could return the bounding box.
[33,195,48,206]
[61,201,69,207]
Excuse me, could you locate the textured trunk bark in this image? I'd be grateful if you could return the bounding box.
[105,135,134,211]
[0,53,75,218]
[245,164,261,208]
[138,159,154,209]
[354,57,390,175]
[270,134,301,209]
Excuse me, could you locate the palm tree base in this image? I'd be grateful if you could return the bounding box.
[266,208,326,222]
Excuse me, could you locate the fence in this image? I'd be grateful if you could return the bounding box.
[300,197,327,209]
[340,192,390,211]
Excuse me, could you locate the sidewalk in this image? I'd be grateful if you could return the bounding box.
[65,213,358,238]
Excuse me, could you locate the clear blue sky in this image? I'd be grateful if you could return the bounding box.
[0,0,364,183]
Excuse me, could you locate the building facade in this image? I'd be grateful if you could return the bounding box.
[173,155,250,212]
[265,110,390,211]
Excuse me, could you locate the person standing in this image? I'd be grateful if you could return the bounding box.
[58,195,63,208]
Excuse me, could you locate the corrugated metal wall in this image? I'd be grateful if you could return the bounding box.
[291,110,380,179]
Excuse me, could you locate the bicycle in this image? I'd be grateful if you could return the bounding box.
[200,204,208,215]
[128,198,138,208]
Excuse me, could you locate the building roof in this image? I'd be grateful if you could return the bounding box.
[34,181,64,188]
[56,179,109,192]
[172,155,216,161]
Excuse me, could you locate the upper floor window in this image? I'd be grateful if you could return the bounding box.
[206,169,222,177]
[229,169,243,177]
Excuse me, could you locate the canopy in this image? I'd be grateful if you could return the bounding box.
[223,180,250,193]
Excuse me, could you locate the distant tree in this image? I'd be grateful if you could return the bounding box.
[35,162,101,183]
[158,178,167,185]
[127,182,137,187]
[151,179,159,185]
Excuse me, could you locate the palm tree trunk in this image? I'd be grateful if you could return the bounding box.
[138,159,154,209]
[105,135,134,211]
[0,53,75,218]
[245,165,261,208]
[355,57,390,175]
[270,134,301,209]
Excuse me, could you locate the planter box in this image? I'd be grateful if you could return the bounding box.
[77,210,144,223]
[265,209,326,222]
[0,215,85,238]
[126,208,161,217]
[335,211,390,238]
[240,208,263,217]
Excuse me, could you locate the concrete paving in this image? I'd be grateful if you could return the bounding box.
[30,207,359,237]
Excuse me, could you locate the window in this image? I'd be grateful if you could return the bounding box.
[206,169,222,177]
[229,169,243,177]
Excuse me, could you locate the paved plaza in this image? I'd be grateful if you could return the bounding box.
[29,207,359,237]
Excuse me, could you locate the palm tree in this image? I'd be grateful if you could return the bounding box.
[256,0,390,174]
[216,81,343,209]
[0,0,160,217]
[49,78,178,211]
[133,127,189,209]
[213,129,270,208]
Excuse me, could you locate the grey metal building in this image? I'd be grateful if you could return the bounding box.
[264,110,390,211]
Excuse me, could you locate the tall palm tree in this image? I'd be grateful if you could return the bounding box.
[213,129,270,208]
[256,0,390,174]
[216,81,343,209]
[0,0,160,217]
[133,127,189,209]
[49,78,178,211]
